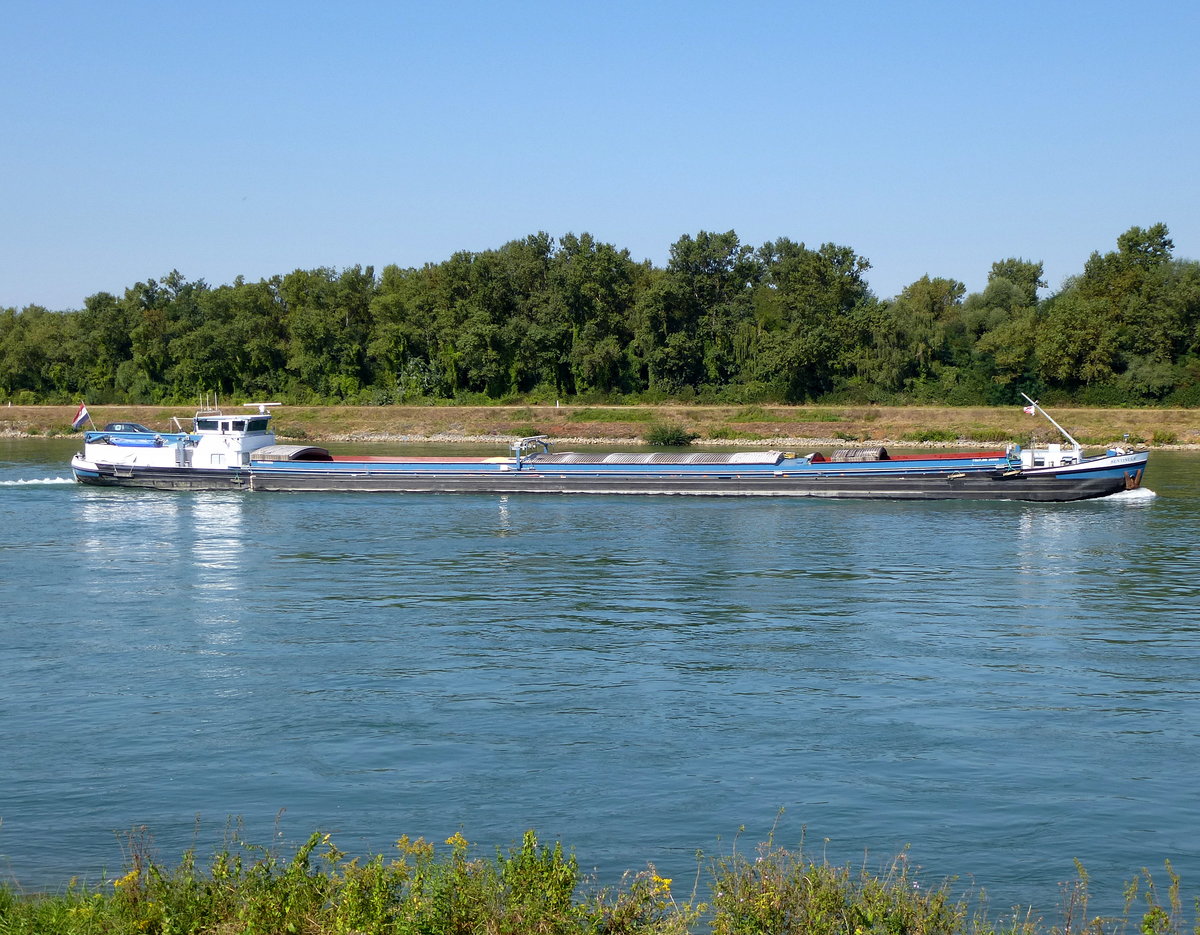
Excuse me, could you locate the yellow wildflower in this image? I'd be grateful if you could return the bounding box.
[113,869,139,890]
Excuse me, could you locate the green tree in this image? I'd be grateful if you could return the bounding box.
[0,306,84,399]
[750,239,874,400]
[962,259,1046,396]
[633,230,759,393]
[167,277,289,399]
[119,272,209,401]
[986,257,1046,308]
[498,233,566,395]
[554,232,642,395]
[368,263,446,400]
[865,276,965,397]
[437,249,516,396]
[75,291,135,399]
[1037,224,1190,397]
[1036,289,1121,386]
[279,266,375,400]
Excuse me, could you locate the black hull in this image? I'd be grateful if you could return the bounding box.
[74,464,1131,501]
[76,465,253,491]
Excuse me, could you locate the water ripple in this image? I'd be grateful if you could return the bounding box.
[0,446,1196,916]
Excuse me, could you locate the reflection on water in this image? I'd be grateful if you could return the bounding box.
[0,445,1197,918]
[75,491,254,699]
[496,495,511,535]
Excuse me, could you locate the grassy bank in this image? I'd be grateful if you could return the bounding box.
[3,404,1199,448]
[0,830,1192,935]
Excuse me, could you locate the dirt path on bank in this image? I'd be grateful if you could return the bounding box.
[4,403,1198,448]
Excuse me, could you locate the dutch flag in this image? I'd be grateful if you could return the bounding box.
[71,403,91,430]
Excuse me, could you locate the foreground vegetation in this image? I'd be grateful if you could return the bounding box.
[1,830,1194,935]
[3,224,1199,410]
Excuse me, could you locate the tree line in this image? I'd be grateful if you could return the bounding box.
[2,224,1198,407]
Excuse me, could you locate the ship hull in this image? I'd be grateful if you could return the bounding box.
[71,460,253,491]
[71,457,1144,501]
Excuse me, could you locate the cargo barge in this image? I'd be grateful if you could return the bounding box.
[70,401,1148,502]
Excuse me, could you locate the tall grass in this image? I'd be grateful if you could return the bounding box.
[727,407,846,424]
[0,830,1194,935]
[568,408,658,423]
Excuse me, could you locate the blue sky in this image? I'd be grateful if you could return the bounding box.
[4,0,1198,310]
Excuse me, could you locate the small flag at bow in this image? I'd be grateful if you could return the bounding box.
[1022,404,1036,415]
[71,403,91,430]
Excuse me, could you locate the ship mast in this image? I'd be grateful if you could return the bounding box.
[1020,392,1082,452]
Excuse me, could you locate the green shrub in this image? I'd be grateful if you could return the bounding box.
[1164,383,1200,407]
[703,380,788,404]
[1074,382,1133,407]
[521,383,561,405]
[644,423,698,446]
[709,843,965,935]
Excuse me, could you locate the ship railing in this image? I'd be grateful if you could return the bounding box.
[511,435,551,469]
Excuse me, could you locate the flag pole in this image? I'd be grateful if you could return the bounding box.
[1020,392,1081,450]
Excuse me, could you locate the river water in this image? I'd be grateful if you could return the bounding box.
[1,437,1196,917]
